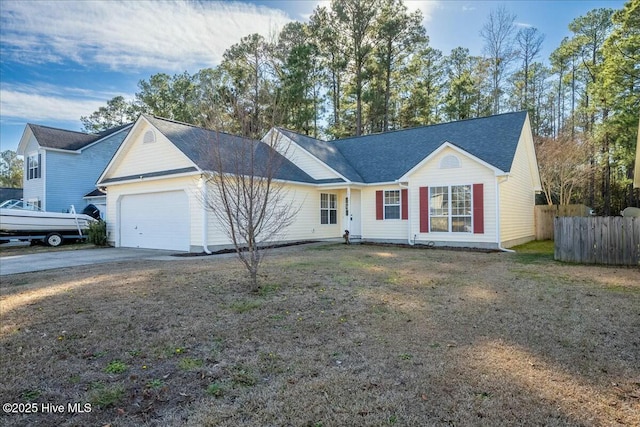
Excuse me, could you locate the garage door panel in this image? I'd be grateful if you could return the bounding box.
[120,191,189,251]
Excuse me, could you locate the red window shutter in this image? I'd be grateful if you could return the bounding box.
[401,189,408,220]
[473,183,484,234]
[376,190,383,220]
[419,186,429,233]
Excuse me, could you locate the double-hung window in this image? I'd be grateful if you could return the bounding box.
[27,154,41,180]
[384,190,400,219]
[429,185,472,232]
[320,193,337,224]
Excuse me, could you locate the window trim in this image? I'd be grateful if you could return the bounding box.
[320,193,337,225]
[429,184,472,233]
[27,153,41,180]
[383,189,401,220]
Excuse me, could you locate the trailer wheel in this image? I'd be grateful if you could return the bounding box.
[45,233,63,247]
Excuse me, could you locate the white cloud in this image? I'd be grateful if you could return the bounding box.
[0,0,292,72]
[298,0,440,26]
[407,0,441,22]
[515,21,534,28]
[0,84,126,122]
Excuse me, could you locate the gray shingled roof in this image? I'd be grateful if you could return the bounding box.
[281,111,527,183]
[29,123,131,151]
[145,116,320,184]
[275,129,364,182]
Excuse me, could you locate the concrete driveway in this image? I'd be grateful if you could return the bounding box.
[0,247,182,275]
[0,241,332,276]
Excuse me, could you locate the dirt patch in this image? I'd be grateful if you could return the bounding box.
[1,244,638,426]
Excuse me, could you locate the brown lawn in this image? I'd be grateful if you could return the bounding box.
[0,243,639,426]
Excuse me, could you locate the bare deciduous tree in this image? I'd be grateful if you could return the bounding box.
[199,126,300,291]
[536,131,593,206]
[480,5,517,114]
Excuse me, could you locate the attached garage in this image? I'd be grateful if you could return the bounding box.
[119,190,190,251]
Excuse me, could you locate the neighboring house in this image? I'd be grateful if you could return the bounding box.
[97,111,541,252]
[17,123,132,218]
[0,187,23,203]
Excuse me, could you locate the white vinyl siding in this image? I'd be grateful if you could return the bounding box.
[499,122,537,247]
[108,122,195,178]
[267,130,342,180]
[21,136,45,209]
[205,184,344,247]
[360,186,407,240]
[407,146,497,246]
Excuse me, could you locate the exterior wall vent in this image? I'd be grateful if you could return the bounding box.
[440,154,461,169]
[143,130,156,144]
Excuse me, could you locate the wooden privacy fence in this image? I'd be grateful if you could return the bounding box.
[554,217,640,266]
[535,204,590,240]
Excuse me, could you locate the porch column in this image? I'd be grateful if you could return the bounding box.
[346,186,351,234]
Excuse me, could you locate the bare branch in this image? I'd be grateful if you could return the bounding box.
[197,119,300,291]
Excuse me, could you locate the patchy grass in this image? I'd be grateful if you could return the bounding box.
[104,360,128,374]
[512,239,555,264]
[1,245,639,426]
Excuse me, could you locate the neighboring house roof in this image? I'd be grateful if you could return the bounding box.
[26,123,132,151]
[280,111,528,183]
[84,188,106,198]
[144,115,320,184]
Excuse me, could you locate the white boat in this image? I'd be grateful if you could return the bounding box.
[0,199,96,245]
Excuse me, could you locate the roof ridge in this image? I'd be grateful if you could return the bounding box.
[277,127,321,140]
[28,123,92,136]
[96,122,133,136]
[146,114,256,141]
[332,111,527,142]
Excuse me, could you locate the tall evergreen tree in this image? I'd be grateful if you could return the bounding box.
[599,0,640,209]
[368,0,426,132]
[333,0,382,136]
[397,43,444,127]
[81,95,139,133]
[515,26,545,110]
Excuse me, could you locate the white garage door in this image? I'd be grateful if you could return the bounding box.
[120,191,190,251]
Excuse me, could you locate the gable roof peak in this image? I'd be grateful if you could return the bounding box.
[23,122,133,152]
[142,114,253,140]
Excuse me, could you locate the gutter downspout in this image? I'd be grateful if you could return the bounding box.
[201,176,212,254]
[398,182,413,245]
[495,175,515,253]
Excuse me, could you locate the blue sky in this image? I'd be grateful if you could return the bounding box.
[0,0,625,152]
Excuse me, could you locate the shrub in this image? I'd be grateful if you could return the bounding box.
[87,220,108,246]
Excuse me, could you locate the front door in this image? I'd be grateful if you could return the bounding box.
[345,190,361,238]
